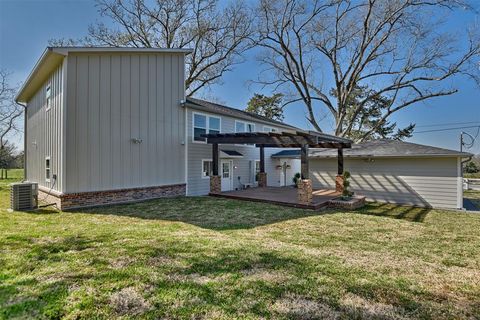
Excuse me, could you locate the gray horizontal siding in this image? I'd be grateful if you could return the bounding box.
[65,52,186,193]
[309,157,461,209]
[186,108,285,196]
[25,61,64,192]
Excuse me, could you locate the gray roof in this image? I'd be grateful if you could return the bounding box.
[271,139,472,159]
[185,97,299,130]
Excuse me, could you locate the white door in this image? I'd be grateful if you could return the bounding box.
[221,160,233,191]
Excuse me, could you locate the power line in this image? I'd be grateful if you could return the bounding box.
[415,121,480,128]
[415,125,480,134]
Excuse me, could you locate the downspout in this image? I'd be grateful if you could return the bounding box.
[18,102,27,181]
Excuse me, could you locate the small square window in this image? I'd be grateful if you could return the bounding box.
[45,157,51,181]
[46,85,52,111]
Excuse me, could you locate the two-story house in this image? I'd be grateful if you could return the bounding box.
[15,47,300,209]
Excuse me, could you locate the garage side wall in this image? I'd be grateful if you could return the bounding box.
[310,157,460,209]
[25,61,65,192]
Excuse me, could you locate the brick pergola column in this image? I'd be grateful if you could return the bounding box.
[297,144,312,204]
[210,143,221,194]
[258,145,267,187]
[335,148,344,193]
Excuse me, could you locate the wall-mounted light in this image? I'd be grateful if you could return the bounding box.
[131,138,143,144]
[233,165,238,169]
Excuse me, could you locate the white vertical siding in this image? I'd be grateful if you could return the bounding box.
[65,52,186,193]
[186,108,285,196]
[309,157,461,209]
[25,62,64,192]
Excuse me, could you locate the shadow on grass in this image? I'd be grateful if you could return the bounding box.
[355,202,431,222]
[2,232,476,319]
[73,196,331,230]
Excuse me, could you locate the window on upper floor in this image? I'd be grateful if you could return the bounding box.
[193,113,221,142]
[46,85,52,111]
[263,126,277,132]
[235,121,255,133]
[235,121,255,145]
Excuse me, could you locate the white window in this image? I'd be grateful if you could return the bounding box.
[235,121,255,133]
[45,156,51,182]
[235,121,255,145]
[193,113,221,142]
[46,85,52,111]
[202,160,213,178]
[263,126,277,132]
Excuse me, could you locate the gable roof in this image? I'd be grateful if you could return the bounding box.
[16,46,193,104]
[271,139,472,159]
[185,97,299,131]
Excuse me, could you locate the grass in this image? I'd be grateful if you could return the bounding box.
[464,172,480,179]
[1,171,480,319]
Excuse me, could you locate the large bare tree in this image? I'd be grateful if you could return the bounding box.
[255,0,480,141]
[51,0,253,96]
[0,70,22,149]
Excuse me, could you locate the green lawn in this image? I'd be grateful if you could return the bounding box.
[464,172,480,179]
[1,172,480,319]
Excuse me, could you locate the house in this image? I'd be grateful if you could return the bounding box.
[272,140,472,209]
[15,47,470,210]
[15,47,306,209]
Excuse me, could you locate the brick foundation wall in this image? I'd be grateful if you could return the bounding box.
[39,184,186,210]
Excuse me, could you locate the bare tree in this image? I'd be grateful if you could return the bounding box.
[0,70,22,149]
[255,0,480,141]
[51,0,253,96]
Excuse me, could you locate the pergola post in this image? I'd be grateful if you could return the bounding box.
[210,143,221,194]
[335,148,344,193]
[258,145,267,187]
[298,144,312,205]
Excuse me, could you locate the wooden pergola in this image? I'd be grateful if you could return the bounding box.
[202,130,352,204]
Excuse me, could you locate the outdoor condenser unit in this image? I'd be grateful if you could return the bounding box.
[10,182,38,211]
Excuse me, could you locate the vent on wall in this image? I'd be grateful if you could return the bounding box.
[10,182,38,211]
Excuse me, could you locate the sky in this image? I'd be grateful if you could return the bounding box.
[1,0,479,154]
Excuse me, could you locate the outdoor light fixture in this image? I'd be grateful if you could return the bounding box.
[131,138,143,144]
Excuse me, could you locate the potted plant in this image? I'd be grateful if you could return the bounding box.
[292,173,301,188]
[341,171,354,200]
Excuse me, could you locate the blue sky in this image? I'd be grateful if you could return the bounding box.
[1,0,479,153]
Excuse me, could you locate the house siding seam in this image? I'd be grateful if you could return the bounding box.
[38,183,186,210]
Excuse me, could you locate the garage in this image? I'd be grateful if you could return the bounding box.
[272,140,472,209]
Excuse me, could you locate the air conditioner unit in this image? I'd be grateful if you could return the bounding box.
[10,182,38,211]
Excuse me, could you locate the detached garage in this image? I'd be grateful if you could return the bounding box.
[272,140,472,209]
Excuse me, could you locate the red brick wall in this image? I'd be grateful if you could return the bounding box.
[39,184,186,210]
